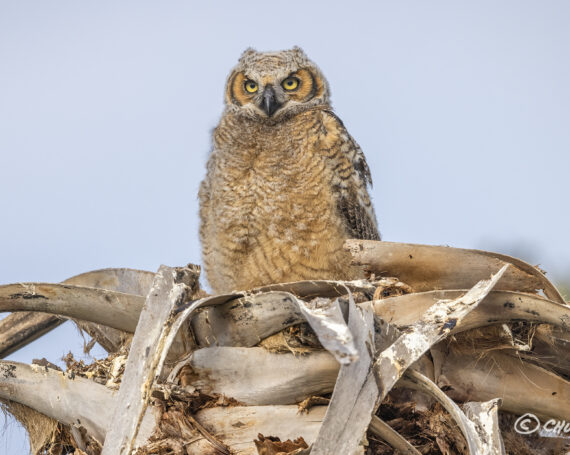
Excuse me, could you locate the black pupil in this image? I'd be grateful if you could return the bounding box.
[287,80,293,85]
[248,83,255,89]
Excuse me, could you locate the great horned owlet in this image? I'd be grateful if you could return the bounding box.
[199,47,380,294]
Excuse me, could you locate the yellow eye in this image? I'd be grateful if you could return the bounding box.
[282,77,299,91]
[244,80,258,93]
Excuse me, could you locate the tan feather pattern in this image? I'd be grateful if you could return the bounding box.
[199,48,380,293]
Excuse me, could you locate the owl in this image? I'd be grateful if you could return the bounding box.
[199,47,380,294]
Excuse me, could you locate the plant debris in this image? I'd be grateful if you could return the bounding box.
[0,242,568,454]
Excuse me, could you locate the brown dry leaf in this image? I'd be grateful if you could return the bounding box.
[259,325,320,355]
[254,433,309,455]
[63,347,129,387]
[297,396,330,414]
[178,364,198,387]
[372,277,413,300]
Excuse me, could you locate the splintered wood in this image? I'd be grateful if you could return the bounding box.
[101,266,194,455]
[0,241,569,455]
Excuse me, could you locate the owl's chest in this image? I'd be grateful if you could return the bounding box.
[211,126,334,223]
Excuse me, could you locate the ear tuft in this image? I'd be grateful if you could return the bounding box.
[239,47,257,61]
[291,46,307,57]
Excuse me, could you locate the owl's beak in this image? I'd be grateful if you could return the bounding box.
[261,86,281,117]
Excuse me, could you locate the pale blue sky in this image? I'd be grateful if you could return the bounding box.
[1,1,569,451]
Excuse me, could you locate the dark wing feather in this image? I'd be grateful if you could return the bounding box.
[322,110,381,241]
[338,192,380,240]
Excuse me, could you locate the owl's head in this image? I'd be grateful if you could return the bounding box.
[224,47,330,121]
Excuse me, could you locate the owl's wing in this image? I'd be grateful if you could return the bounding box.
[198,155,215,265]
[321,110,381,241]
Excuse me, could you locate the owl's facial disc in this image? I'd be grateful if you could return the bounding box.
[261,85,281,117]
[226,48,330,119]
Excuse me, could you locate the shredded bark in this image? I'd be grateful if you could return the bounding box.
[133,399,231,455]
[369,396,468,455]
[259,323,323,354]
[63,348,129,389]
[2,266,569,454]
[254,434,309,455]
